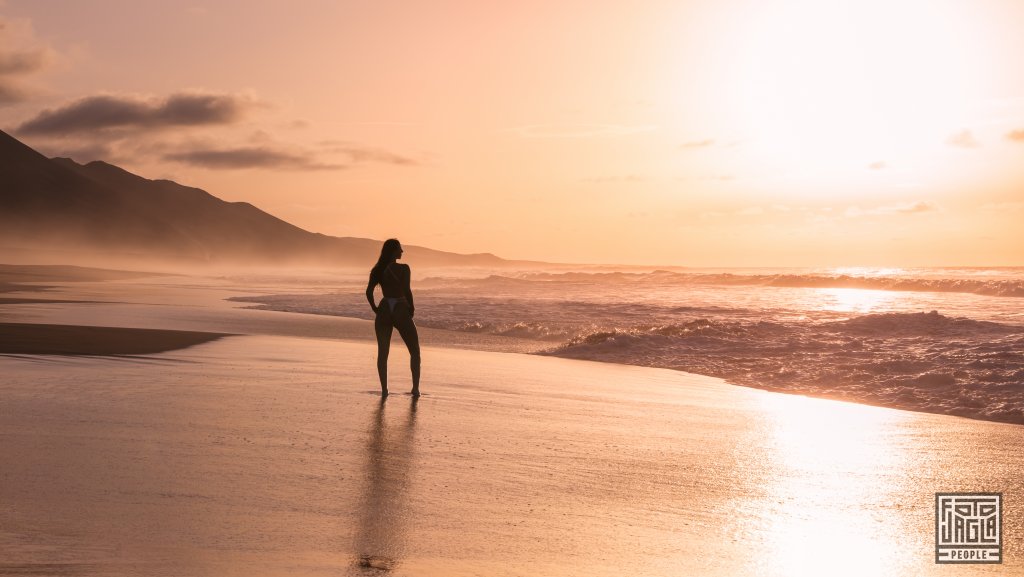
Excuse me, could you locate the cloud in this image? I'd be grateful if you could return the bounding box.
[845,201,936,218]
[16,92,254,135]
[0,81,27,104]
[698,211,726,220]
[338,147,417,166]
[162,146,344,171]
[14,86,416,172]
[160,136,418,171]
[0,49,48,75]
[317,140,419,165]
[679,139,715,149]
[946,130,980,148]
[867,161,887,170]
[28,124,415,172]
[0,17,55,105]
[1006,130,1024,142]
[506,123,657,138]
[581,174,645,184]
[894,201,936,214]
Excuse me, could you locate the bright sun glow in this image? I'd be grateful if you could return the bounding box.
[727,0,986,185]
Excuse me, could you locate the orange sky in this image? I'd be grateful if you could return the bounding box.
[2,0,1023,266]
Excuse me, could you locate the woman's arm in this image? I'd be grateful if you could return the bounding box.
[404,265,415,316]
[365,274,379,313]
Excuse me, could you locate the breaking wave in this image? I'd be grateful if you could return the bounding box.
[232,281,1024,424]
[422,270,1024,298]
[545,311,1024,424]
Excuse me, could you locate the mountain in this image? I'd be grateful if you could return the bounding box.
[0,129,197,252]
[0,130,507,267]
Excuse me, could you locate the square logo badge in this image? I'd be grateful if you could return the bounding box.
[935,493,1002,564]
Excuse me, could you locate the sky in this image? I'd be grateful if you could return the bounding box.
[1,0,1023,266]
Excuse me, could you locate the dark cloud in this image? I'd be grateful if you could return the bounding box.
[16,92,252,135]
[0,49,47,75]
[1006,130,1024,142]
[0,81,26,104]
[679,139,715,149]
[946,130,980,148]
[0,46,50,105]
[0,17,57,105]
[162,146,344,171]
[158,93,248,125]
[868,161,887,170]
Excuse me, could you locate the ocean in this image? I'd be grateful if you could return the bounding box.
[232,266,1024,424]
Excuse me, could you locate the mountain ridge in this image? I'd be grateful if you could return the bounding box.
[1,130,516,267]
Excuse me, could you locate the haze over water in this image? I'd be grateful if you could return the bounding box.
[237,266,1024,424]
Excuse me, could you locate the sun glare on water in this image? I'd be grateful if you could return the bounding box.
[815,287,896,314]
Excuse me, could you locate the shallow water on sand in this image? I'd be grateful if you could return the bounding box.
[2,336,1021,576]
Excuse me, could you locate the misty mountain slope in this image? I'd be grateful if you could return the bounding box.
[0,130,195,252]
[52,158,335,261]
[1,130,510,266]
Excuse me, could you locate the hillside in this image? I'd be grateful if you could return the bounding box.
[0,130,507,267]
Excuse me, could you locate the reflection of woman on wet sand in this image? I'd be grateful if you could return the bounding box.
[355,397,418,570]
[366,238,421,397]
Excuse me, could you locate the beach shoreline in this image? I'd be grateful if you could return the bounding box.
[3,334,1022,576]
[2,266,1023,575]
[3,263,1022,425]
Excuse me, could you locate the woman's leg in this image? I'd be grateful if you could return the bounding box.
[393,309,421,395]
[374,311,394,396]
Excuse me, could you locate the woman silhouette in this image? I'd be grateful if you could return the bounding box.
[365,239,421,397]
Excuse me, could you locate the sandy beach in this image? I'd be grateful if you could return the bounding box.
[1,269,1022,576]
[5,1,1024,573]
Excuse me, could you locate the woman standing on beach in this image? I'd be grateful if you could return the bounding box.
[366,238,421,397]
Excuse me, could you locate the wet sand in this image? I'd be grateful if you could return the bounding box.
[0,266,228,356]
[0,322,229,355]
[1,271,1022,575]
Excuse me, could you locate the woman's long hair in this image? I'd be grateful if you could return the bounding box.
[370,238,401,283]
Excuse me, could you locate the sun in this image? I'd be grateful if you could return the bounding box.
[722,0,986,186]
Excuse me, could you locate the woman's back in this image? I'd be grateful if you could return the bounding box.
[378,263,408,298]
